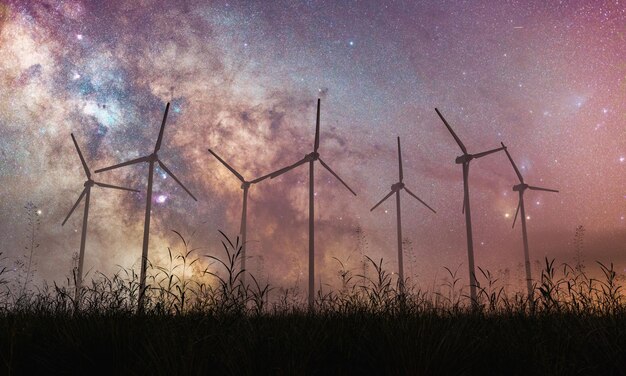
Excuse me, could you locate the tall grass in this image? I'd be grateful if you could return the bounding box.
[1,231,625,374]
[0,231,624,315]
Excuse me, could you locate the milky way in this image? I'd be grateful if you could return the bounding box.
[0,1,625,293]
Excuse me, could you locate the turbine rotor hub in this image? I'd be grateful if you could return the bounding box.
[455,154,473,164]
[513,183,528,192]
[84,180,94,187]
[308,152,319,161]
[241,181,251,189]
[391,182,404,191]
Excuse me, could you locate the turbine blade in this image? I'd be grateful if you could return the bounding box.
[208,149,245,182]
[512,200,521,229]
[473,146,506,159]
[528,185,559,193]
[269,157,308,179]
[94,181,140,192]
[318,157,356,196]
[62,188,87,226]
[71,133,91,178]
[94,156,149,173]
[397,137,403,182]
[403,186,436,213]
[154,102,170,153]
[249,171,274,184]
[158,160,197,201]
[501,142,524,183]
[314,98,320,152]
[371,190,394,211]
[435,108,467,154]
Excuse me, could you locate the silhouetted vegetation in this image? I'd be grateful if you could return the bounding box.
[0,232,625,374]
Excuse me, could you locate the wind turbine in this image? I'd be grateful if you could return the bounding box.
[62,133,139,299]
[270,98,357,309]
[370,137,436,292]
[435,108,505,305]
[501,142,558,300]
[95,102,197,311]
[207,148,276,287]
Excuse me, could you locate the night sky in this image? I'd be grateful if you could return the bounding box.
[0,1,624,293]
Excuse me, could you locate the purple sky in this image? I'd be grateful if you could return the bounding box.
[0,1,625,294]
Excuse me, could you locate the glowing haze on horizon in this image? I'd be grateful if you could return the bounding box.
[0,1,625,293]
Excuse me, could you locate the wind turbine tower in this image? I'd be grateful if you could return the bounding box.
[370,137,436,291]
[435,108,505,305]
[270,98,357,309]
[95,103,197,311]
[501,142,558,299]
[208,149,276,287]
[62,133,138,299]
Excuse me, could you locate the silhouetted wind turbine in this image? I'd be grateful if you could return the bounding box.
[501,142,558,300]
[370,137,436,291]
[95,103,197,311]
[208,148,276,287]
[270,98,357,309]
[435,108,505,305]
[62,133,139,299]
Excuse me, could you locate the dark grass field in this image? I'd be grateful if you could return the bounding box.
[2,239,626,375]
[2,310,626,375]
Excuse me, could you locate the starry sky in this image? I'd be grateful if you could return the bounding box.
[0,0,625,293]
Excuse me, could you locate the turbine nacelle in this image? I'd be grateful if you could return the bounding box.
[241,181,251,189]
[391,182,405,191]
[306,151,320,161]
[455,154,473,164]
[84,180,95,188]
[513,183,528,192]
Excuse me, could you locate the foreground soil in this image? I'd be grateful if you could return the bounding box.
[2,311,625,375]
